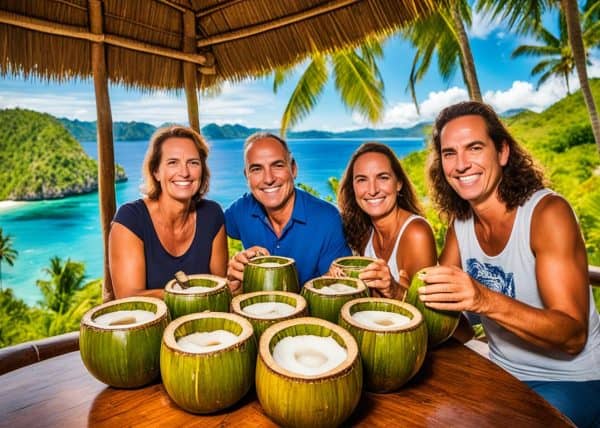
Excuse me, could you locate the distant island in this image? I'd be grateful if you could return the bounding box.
[0,108,127,201]
[59,118,432,142]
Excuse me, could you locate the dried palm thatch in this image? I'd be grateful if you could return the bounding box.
[0,0,439,91]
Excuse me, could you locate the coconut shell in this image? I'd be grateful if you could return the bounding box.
[340,298,427,393]
[243,256,299,293]
[405,270,460,347]
[79,297,168,388]
[164,274,231,319]
[160,312,257,414]
[256,317,362,428]
[301,276,369,323]
[231,291,307,339]
[331,256,376,279]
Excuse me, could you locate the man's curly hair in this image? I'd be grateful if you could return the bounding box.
[428,101,545,221]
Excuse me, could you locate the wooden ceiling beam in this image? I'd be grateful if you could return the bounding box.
[0,9,212,65]
[196,0,245,18]
[197,0,361,47]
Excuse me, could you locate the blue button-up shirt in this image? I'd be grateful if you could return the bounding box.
[224,188,351,286]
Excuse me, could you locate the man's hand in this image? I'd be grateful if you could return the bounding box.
[418,265,489,313]
[226,246,270,295]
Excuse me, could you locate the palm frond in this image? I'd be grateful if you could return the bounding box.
[279,55,329,136]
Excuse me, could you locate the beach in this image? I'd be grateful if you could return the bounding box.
[0,200,27,213]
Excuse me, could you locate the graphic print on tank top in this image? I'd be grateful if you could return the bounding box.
[466,258,515,298]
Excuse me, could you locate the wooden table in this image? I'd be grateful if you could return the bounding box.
[0,340,572,427]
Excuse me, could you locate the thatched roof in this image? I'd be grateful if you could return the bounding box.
[0,0,438,91]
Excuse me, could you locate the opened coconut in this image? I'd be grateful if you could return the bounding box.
[405,270,460,347]
[231,291,307,339]
[331,256,376,279]
[164,274,231,319]
[243,255,299,293]
[80,296,168,388]
[160,312,256,414]
[339,298,427,393]
[301,276,369,323]
[256,317,362,428]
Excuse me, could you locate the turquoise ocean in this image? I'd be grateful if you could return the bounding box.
[0,138,424,304]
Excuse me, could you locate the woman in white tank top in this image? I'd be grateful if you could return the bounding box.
[336,142,437,298]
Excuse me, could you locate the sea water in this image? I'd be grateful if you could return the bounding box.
[0,138,424,304]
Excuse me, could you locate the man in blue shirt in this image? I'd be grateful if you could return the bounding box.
[225,132,351,293]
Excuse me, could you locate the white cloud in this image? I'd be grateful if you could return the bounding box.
[469,9,504,39]
[354,87,469,128]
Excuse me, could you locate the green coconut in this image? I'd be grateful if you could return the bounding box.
[256,317,362,428]
[301,276,369,323]
[79,296,168,388]
[405,270,460,347]
[164,274,231,319]
[339,298,427,393]
[331,256,376,279]
[243,255,299,293]
[231,291,307,339]
[160,312,257,414]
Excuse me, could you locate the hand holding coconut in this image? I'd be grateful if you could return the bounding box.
[226,246,270,294]
[417,265,490,313]
[358,259,407,299]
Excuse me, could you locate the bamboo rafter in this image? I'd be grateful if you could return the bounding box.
[0,9,214,67]
[197,0,361,47]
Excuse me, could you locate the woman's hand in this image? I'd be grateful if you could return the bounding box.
[358,259,407,299]
[226,246,270,295]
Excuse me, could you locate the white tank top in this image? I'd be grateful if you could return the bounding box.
[454,189,600,381]
[364,215,423,281]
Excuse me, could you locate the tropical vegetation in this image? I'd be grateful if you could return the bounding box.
[0,256,101,347]
[0,108,127,200]
[0,228,18,291]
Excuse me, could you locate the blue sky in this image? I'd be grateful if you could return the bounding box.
[0,9,598,132]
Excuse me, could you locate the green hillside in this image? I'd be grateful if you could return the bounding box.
[0,108,127,200]
[403,79,600,265]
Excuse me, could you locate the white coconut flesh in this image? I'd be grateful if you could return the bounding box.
[258,262,281,268]
[242,302,296,318]
[351,310,410,329]
[93,310,156,327]
[318,283,357,295]
[177,330,239,352]
[172,283,218,293]
[272,335,347,376]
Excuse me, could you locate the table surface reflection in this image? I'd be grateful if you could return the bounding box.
[0,340,573,427]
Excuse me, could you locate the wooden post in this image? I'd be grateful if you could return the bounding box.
[89,0,116,301]
[183,10,200,133]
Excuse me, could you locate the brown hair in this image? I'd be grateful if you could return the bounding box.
[142,125,210,201]
[428,101,545,220]
[338,142,423,252]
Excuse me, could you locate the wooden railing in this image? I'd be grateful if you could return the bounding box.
[0,331,79,375]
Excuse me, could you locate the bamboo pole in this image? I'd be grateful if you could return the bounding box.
[89,0,116,302]
[0,9,211,66]
[183,10,200,133]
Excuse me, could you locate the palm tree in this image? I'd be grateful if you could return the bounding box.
[477,0,600,154]
[513,4,599,94]
[402,1,482,112]
[273,38,385,136]
[36,256,87,314]
[0,228,18,291]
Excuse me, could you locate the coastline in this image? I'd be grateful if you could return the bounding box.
[0,200,28,213]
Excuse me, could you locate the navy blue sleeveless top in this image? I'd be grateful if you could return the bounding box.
[113,199,224,289]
